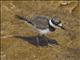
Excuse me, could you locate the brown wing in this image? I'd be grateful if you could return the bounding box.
[31,16,50,29]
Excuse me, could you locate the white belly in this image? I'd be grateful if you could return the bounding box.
[38,29,50,35]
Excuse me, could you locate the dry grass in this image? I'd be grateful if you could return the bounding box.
[1,1,80,60]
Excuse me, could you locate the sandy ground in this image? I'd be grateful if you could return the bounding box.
[1,1,80,60]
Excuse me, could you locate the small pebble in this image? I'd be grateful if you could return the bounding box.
[60,1,71,6]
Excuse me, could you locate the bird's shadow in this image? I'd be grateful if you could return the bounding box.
[14,35,59,47]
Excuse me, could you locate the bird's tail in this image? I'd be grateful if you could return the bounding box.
[15,15,33,25]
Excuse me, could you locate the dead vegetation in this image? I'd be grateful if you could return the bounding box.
[1,1,80,60]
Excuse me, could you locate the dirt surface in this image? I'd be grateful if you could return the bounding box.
[1,1,80,60]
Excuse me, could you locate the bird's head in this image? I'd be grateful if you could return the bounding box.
[49,17,65,30]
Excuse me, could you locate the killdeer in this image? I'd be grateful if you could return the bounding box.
[16,15,65,46]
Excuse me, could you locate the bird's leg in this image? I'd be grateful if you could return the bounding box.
[42,35,48,45]
[36,34,49,46]
[36,35,40,46]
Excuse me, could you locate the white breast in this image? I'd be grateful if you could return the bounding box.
[38,29,50,35]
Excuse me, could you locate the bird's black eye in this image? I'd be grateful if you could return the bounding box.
[58,21,61,24]
[51,19,61,25]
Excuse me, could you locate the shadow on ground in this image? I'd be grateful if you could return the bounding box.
[14,35,59,47]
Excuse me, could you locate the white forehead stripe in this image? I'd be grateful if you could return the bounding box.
[58,23,62,26]
[49,19,59,28]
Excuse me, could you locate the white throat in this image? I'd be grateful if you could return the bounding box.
[49,19,59,28]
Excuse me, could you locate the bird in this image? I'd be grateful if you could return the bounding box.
[15,15,65,46]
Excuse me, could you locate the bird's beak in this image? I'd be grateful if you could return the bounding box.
[58,23,65,30]
[60,26,65,30]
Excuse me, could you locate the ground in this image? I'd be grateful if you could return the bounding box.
[1,1,80,60]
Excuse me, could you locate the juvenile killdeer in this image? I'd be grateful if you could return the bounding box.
[15,15,65,45]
